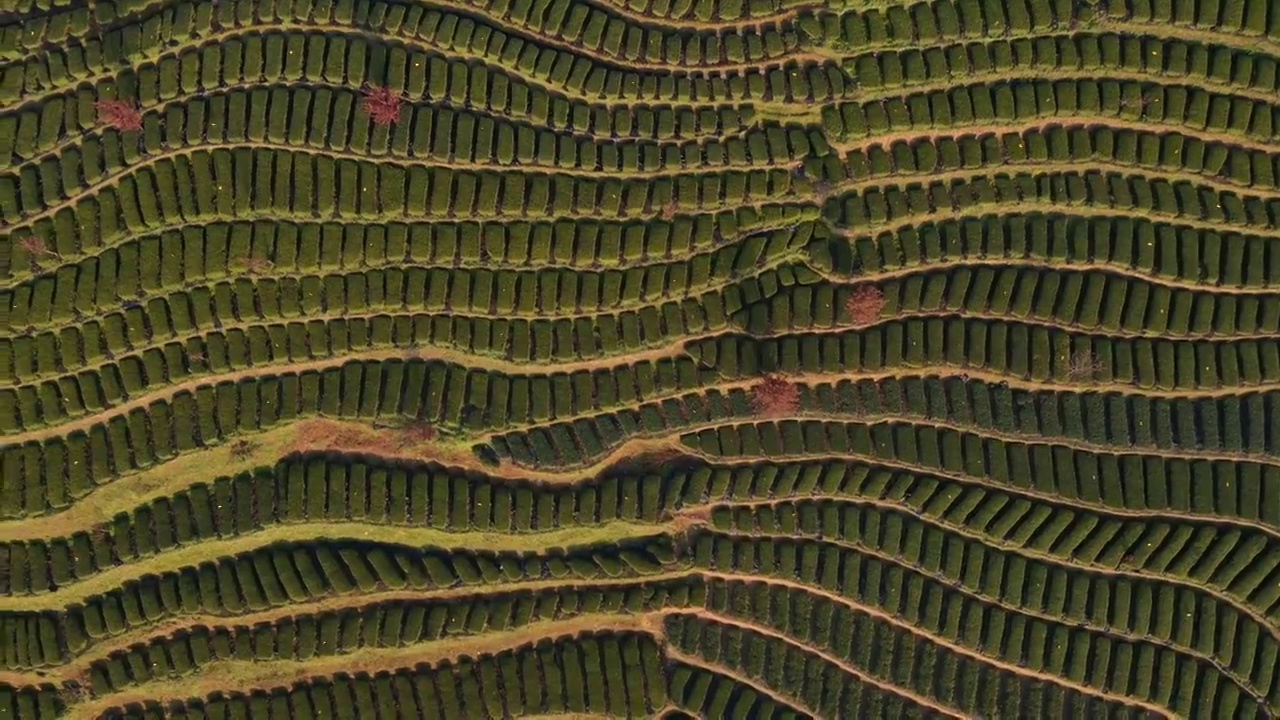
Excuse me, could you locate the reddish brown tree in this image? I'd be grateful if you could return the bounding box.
[752,374,802,417]
[846,284,885,326]
[398,418,438,448]
[361,86,405,127]
[18,235,56,259]
[95,99,144,132]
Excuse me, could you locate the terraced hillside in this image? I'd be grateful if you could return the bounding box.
[3,0,1280,717]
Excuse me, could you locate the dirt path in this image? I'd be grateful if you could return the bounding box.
[2,204,810,287]
[689,515,1269,702]
[0,136,803,236]
[827,114,1280,158]
[641,409,1280,472]
[715,523,1280,648]
[833,198,1280,246]
[57,612,661,720]
[0,520,668,612]
[0,571,700,685]
[1091,16,1280,58]
[847,65,1280,120]
[691,573,1175,717]
[813,247,1280,297]
[2,328,712,444]
[663,647,821,716]
[669,608,966,716]
[4,248,799,386]
[4,356,1272,540]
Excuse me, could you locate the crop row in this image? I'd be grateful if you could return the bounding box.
[821,79,1280,146]
[9,362,1274,521]
[4,19,847,124]
[825,168,1279,240]
[7,3,810,109]
[685,448,1280,536]
[4,0,808,61]
[4,214,767,293]
[494,372,1278,469]
[822,0,1072,48]
[1,299,737,421]
[687,582,1152,716]
[1104,0,1280,34]
[667,373,1280,459]
[883,264,1274,338]
[824,212,1280,290]
[87,577,701,694]
[3,195,804,284]
[5,65,760,174]
[697,320,1280,391]
[4,202,807,284]
[841,32,1280,100]
[667,612,958,719]
[0,454,690,593]
[705,499,1278,701]
[7,86,825,213]
[737,266,1274,340]
[750,266,1280,341]
[0,685,58,720]
[8,222,806,339]
[101,630,669,720]
[690,539,1256,716]
[677,415,1280,509]
[25,535,678,657]
[835,126,1279,196]
[666,659,810,718]
[0,313,731,430]
[0,148,801,234]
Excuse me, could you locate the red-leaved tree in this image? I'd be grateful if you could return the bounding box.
[752,374,802,417]
[362,86,405,127]
[397,418,438,448]
[846,284,885,326]
[96,99,144,132]
[18,235,55,258]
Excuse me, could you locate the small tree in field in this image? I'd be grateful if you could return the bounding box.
[362,86,405,127]
[752,375,802,418]
[846,284,885,326]
[96,99,144,132]
[397,418,438,448]
[1066,348,1104,382]
[19,235,56,259]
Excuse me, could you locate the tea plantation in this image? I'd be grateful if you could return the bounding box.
[2,0,1280,717]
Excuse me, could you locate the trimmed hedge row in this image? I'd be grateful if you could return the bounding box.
[0,147,799,231]
[1,188,809,279]
[689,543,1247,717]
[6,221,808,339]
[491,374,1279,470]
[834,125,1280,194]
[665,612,951,718]
[819,79,1280,152]
[666,659,811,719]
[740,268,1280,340]
[36,535,678,657]
[4,211,781,292]
[8,84,824,209]
[88,576,704,694]
[100,630,668,720]
[2,19,840,141]
[0,454,686,596]
[706,497,1276,707]
[820,212,1280,290]
[839,33,1280,97]
[825,169,1280,236]
[693,321,1280,391]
